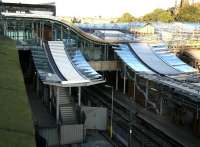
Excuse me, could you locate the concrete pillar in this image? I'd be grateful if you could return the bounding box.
[56,87,60,124]
[115,71,118,91]
[78,87,81,106]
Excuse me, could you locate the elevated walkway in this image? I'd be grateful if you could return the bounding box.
[2,12,132,44]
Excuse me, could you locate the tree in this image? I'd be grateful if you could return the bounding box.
[142,9,174,22]
[117,12,135,23]
[71,17,81,23]
[175,5,200,22]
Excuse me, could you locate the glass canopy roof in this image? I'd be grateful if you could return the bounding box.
[115,44,154,74]
[69,50,102,80]
[150,43,197,73]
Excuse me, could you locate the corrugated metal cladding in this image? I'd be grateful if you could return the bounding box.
[60,124,84,145]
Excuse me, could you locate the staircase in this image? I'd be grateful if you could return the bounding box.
[58,87,77,125]
[31,46,51,73]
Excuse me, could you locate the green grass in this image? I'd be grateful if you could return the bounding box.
[0,37,36,147]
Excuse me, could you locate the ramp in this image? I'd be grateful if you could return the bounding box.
[129,43,181,75]
[114,44,154,74]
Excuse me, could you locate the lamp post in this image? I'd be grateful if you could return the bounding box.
[105,84,114,138]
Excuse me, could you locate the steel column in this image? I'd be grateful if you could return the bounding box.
[56,87,60,124]
[51,23,54,41]
[36,74,40,96]
[160,97,163,115]
[31,22,34,40]
[110,86,114,138]
[69,87,71,96]
[61,25,63,40]
[123,65,126,94]
[116,71,118,91]
[133,73,136,101]
[3,19,7,36]
[197,104,199,120]
[78,87,81,106]
[49,85,52,113]
[145,80,149,108]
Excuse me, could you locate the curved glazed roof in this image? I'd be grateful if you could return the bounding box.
[2,13,132,44]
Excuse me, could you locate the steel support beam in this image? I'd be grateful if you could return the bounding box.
[160,97,163,115]
[145,80,149,108]
[51,22,54,41]
[116,71,118,91]
[31,22,34,40]
[123,65,126,94]
[133,73,136,101]
[3,19,7,36]
[49,85,52,113]
[78,87,81,106]
[36,74,40,96]
[104,45,107,60]
[197,105,199,120]
[56,87,60,124]
[60,25,63,40]
[69,87,71,96]
[42,21,44,42]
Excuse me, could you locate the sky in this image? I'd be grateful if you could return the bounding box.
[2,0,200,17]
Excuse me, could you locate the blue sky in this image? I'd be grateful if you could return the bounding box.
[2,0,200,17]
